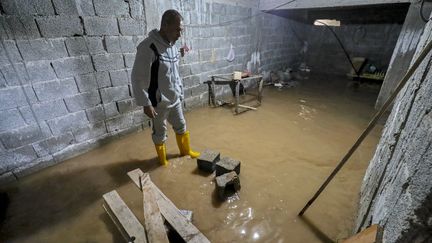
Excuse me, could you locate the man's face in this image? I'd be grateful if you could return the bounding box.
[165,17,183,43]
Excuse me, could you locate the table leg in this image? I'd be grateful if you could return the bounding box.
[235,81,240,114]
[257,77,264,104]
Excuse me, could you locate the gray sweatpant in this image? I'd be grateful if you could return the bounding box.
[151,102,186,144]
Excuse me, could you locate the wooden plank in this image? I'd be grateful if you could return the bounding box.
[127,169,210,243]
[102,190,147,243]
[141,176,169,243]
[342,224,382,243]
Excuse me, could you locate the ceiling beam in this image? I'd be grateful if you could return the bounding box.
[260,0,413,11]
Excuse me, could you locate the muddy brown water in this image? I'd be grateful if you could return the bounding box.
[0,75,384,243]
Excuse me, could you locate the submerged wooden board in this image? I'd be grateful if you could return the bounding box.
[142,177,169,243]
[102,190,147,243]
[127,169,210,243]
[342,224,382,243]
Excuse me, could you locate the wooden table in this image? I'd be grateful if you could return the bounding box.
[204,74,264,114]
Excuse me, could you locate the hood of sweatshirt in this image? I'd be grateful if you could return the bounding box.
[148,29,172,49]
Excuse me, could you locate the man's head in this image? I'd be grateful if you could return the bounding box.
[160,9,183,44]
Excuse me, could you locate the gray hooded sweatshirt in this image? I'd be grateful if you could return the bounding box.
[131,29,183,108]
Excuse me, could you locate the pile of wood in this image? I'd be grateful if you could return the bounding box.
[102,168,210,243]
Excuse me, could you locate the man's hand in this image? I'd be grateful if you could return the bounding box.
[144,105,158,118]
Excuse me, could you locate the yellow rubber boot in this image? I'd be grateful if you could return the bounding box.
[175,131,200,158]
[155,143,168,166]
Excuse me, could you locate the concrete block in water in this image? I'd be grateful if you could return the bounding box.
[215,157,240,176]
[197,149,220,172]
[215,171,240,200]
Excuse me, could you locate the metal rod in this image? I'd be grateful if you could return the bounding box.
[298,39,432,216]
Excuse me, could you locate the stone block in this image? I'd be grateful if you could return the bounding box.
[0,145,38,173]
[33,78,78,102]
[117,98,136,113]
[52,56,94,78]
[72,121,107,142]
[0,63,29,86]
[47,110,89,135]
[0,73,5,88]
[12,155,56,179]
[64,90,101,112]
[36,16,83,38]
[83,17,119,36]
[92,53,124,71]
[103,102,119,118]
[0,86,31,110]
[106,113,134,132]
[183,75,200,88]
[110,69,128,86]
[1,0,55,15]
[85,104,105,122]
[17,39,68,61]
[215,171,240,200]
[85,37,105,55]
[124,53,135,68]
[104,36,121,53]
[25,60,57,83]
[0,124,46,149]
[197,149,220,172]
[65,37,89,56]
[190,84,207,97]
[52,0,95,15]
[1,40,22,63]
[132,109,146,125]
[0,16,40,39]
[95,71,111,88]
[118,18,145,36]
[129,0,144,18]
[215,157,241,176]
[75,73,98,92]
[33,132,75,157]
[100,86,129,103]
[179,64,191,77]
[0,108,26,132]
[18,106,36,124]
[119,36,136,53]
[93,0,129,16]
[32,99,68,120]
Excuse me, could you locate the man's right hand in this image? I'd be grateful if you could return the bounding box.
[144,106,158,118]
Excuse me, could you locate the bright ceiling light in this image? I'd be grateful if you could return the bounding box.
[314,19,341,26]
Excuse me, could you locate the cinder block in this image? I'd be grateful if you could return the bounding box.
[1,16,40,39]
[0,124,46,149]
[106,113,133,132]
[0,145,38,172]
[64,90,101,112]
[47,110,89,135]
[2,40,22,63]
[85,104,105,122]
[215,171,240,200]
[0,86,30,110]
[109,69,128,86]
[119,36,136,53]
[124,53,135,68]
[0,63,29,86]
[17,39,68,61]
[65,37,89,56]
[117,98,136,113]
[93,0,129,16]
[118,18,145,36]
[92,53,124,71]
[37,16,83,38]
[72,121,107,142]
[32,132,75,157]
[212,3,226,15]
[197,149,220,172]
[183,75,200,88]
[25,60,57,83]
[33,99,69,120]
[129,0,144,18]
[104,36,121,53]
[132,109,146,125]
[0,108,26,132]
[85,37,105,55]
[75,73,98,92]
[1,0,55,15]
[83,17,119,36]
[100,86,129,103]
[215,157,241,176]
[18,106,36,124]
[95,71,111,88]
[103,102,119,118]
[52,0,95,15]
[52,56,94,78]
[33,78,78,101]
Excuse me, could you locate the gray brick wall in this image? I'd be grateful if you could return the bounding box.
[0,0,298,184]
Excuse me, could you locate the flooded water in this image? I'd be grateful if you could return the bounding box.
[0,75,384,243]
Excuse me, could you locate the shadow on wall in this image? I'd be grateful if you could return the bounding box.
[0,158,160,241]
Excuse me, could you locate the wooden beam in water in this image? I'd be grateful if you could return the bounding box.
[342,224,383,243]
[102,190,147,243]
[127,169,210,243]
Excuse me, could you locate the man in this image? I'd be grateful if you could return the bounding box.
[131,9,200,166]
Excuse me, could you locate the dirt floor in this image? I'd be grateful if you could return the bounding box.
[0,75,384,243]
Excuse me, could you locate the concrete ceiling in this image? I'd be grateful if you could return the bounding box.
[259,0,413,11]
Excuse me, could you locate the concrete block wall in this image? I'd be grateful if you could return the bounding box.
[355,13,432,242]
[0,0,300,183]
